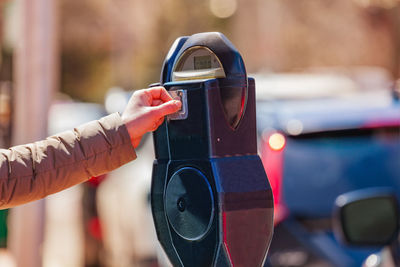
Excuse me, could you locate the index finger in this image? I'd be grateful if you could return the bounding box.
[148,86,173,103]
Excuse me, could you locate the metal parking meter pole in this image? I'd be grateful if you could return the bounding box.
[8,0,58,266]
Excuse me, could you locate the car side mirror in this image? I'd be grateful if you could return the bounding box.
[333,188,399,247]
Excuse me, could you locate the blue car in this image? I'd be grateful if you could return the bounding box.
[255,73,400,267]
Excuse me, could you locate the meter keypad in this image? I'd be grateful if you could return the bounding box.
[168,89,188,120]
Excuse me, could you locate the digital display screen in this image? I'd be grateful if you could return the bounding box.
[194,55,211,70]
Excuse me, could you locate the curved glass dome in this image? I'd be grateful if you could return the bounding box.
[172,46,246,129]
[172,46,226,81]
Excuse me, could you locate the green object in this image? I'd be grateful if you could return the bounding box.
[0,209,8,248]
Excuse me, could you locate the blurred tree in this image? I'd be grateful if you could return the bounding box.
[352,0,400,78]
[232,0,400,79]
[60,0,112,103]
[59,0,231,103]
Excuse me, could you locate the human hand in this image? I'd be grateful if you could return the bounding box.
[121,87,181,148]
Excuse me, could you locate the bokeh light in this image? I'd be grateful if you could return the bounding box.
[268,133,286,151]
[286,119,303,136]
[104,87,129,114]
[209,0,237,19]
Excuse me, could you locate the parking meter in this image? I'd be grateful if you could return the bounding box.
[151,32,273,266]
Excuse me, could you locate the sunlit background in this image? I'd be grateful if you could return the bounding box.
[0,0,399,267]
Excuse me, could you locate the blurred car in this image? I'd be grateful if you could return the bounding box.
[333,187,399,267]
[255,72,400,267]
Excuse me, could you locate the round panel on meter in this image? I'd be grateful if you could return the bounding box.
[172,46,226,81]
[165,167,214,241]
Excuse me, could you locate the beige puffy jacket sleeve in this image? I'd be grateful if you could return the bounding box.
[0,113,137,209]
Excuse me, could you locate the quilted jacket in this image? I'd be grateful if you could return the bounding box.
[0,113,137,209]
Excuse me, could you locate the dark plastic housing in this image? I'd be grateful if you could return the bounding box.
[151,32,273,267]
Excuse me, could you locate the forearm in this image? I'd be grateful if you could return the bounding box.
[0,113,136,209]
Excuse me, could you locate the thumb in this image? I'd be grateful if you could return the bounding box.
[152,100,181,117]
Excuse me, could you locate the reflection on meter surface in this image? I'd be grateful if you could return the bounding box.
[172,47,226,81]
[168,89,188,120]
